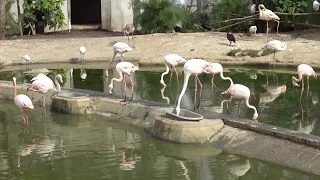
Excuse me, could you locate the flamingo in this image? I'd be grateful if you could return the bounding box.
[12,77,34,124]
[313,0,320,11]
[27,73,63,107]
[249,4,256,14]
[108,61,139,102]
[68,18,71,32]
[175,59,212,116]
[106,42,133,77]
[123,24,135,45]
[249,25,257,35]
[79,46,86,63]
[204,63,234,89]
[258,4,280,36]
[264,40,287,66]
[21,55,31,69]
[292,64,317,98]
[222,83,258,120]
[160,54,187,87]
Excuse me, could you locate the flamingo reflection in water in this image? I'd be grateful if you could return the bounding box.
[259,74,286,108]
[119,131,141,171]
[293,88,316,134]
[227,154,251,177]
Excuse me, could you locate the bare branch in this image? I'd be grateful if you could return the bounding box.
[281,20,320,29]
[212,19,251,31]
[213,14,258,24]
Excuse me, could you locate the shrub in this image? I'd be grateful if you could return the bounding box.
[133,0,190,33]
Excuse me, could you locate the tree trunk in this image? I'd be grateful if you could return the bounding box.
[196,0,201,13]
[16,0,23,38]
[0,0,6,40]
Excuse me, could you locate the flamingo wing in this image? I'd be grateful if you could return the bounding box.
[266,10,280,20]
[14,94,34,109]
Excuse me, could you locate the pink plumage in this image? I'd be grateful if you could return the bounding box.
[160,54,187,87]
[13,77,34,110]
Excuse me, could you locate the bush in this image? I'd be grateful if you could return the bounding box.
[133,0,190,33]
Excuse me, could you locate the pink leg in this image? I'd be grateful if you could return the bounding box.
[266,21,269,42]
[307,76,310,90]
[173,66,179,86]
[196,76,203,88]
[194,76,197,109]
[276,20,280,35]
[211,75,217,89]
[300,78,304,101]
[129,76,135,101]
[169,67,173,86]
[26,115,29,124]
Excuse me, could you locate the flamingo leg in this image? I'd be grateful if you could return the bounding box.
[196,76,203,88]
[129,75,135,101]
[211,75,217,89]
[266,21,269,42]
[273,51,276,68]
[106,52,117,77]
[194,75,197,110]
[238,100,241,117]
[173,66,179,86]
[307,76,310,90]
[195,83,203,112]
[169,67,173,86]
[22,116,27,124]
[300,78,304,100]
[276,20,280,35]
[43,94,46,108]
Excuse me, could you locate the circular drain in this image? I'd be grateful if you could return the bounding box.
[58,92,89,99]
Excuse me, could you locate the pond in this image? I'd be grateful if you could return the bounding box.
[1,65,318,136]
[0,98,319,179]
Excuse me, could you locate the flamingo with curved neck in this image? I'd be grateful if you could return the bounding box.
[204,62,234,89]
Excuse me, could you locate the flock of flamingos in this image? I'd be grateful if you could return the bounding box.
[10,3,319,124]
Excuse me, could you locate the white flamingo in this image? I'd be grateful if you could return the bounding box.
[292,64,317,93]
[222,83,258,120]
[80,69,87,80]
[249,4,256,14]
[79,46,86,63]
[249,25,257,35]
[21,55,31,69]
[27,73,63,107]
[258,4,280,35]
[313,0,320,11]
[264,40,287,66]
[13,77,34,124]
[106,42,133,77]
[160,54,187,87]
[175,59,212,116]
[204,63,234,89]
[108,62,139,101]
[123,24,135,45]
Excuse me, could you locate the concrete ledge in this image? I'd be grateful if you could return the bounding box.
[148,116,224,144]
[51,96,94,115]
[222,117,320,148]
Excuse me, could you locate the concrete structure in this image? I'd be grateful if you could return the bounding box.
[9,0,134,33]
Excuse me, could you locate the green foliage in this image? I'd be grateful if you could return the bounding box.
[276,0,308,14]
[227,48,241,56]
[210,0,250,32]
[133,0,190,33]
[23,0,65,30]
[5,0,20,36]
[227,48,272,58]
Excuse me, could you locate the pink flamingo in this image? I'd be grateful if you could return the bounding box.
[27,73,63,107]
[106,42,133,77]
[108,61,139,101]
[13,77,34,124]
[292,64,317,99]
[204,63,234,89]
[160,54,187,87]
[258,4,280,36]
[175,59,212,116]
[222,83,258,120]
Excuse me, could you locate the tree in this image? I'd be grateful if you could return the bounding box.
[0,0,6,39]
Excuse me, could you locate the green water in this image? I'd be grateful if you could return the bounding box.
[2,66,318,135]
[0,98,319,179]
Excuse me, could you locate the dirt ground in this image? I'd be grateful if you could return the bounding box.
[0,29,320,67]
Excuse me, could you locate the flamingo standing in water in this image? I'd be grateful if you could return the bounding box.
[292,64,317,99]
[27,73,63,107]
[160,54,187,87]
[108,61,139,102]
[258,4,280,36]
[204,63,234,89]
[79,46,86,63]
[106,42,133,77]
[175,59,212,116]
[21,55,31,69]
[13,77,34,124]
[222,83,258,120]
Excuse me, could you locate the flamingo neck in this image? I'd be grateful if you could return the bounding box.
[110,68,124,87]
[219,71,234,86]
[176,72,191,115]
[160,64,170,85]
[245,99,258,117]
[54,77,61,93]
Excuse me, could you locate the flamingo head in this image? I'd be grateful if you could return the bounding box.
[21,55,31,62]
[12,77,16,84]
[258,4,265,10]
[313,71,318,78]
[56,74,63,83]
[253,112,258,120]
[28,104,34,110]
[126,46,133,52]
[131,65,139,72]
[175,107,180,116]
[108,84,113,95]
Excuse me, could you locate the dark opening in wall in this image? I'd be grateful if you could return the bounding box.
[71,0,101,24]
